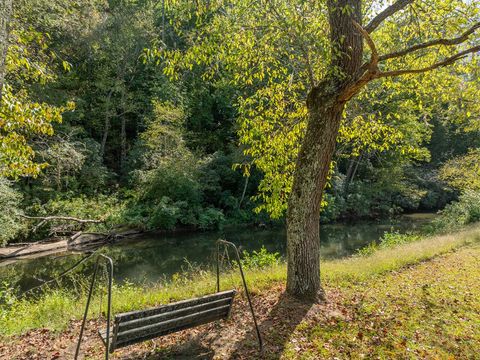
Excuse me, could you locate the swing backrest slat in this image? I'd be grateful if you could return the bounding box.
[99,289,236,352]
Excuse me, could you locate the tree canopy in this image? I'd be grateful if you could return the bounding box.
[159,0,479,219]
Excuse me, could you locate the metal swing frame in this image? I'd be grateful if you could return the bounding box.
[75,254,113,360]
[216,239,263,350]
[75,240,262,360]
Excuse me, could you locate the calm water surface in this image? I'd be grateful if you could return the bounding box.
[0,214,434,293]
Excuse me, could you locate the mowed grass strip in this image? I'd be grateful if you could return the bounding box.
[322,223,480,285]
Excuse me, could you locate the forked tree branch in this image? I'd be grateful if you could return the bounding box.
[339,20,479,101]
[338,21,379,102]
[365,0,415,33]
[377,45,480,78]
[352,21,379,68]
[379,22,480,61]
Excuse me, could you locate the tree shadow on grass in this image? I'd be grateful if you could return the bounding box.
[227,291,314,359]
[117,290,315,359]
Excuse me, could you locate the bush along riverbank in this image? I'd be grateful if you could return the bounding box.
[1,221,480,358]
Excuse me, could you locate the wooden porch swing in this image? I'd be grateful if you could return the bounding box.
[74,240,263,359]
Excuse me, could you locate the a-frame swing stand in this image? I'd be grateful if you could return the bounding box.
[75,240,262,359]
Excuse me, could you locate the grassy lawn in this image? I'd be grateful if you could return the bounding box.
[1,224,480,358]
[283,244,480,359]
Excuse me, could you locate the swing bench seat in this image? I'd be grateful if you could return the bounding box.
[76,242,262,360]
[99,289,237,353]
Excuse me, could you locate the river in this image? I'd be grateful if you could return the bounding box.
[0,213,434,293]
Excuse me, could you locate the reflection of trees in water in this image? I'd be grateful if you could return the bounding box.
[0,253,88,295]
[0,218,427,293]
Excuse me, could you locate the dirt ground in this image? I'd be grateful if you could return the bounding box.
[0,284,346,360]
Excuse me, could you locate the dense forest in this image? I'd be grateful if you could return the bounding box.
[1,0,479,246]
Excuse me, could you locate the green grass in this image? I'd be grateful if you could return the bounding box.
[285,244,480,359]
[322,223,480,285]
[0,265,286,337]
[1,223,480,337]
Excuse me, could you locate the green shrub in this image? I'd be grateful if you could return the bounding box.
[0,281,16,307]
[356,231,421,256]
[0,178,27,245]
[140,162,203,207]
[125,201,225,231]
[322,177,405,222]
[356,242,379,256]
[125,158,227,231]
[240,246,281,269]
[429,191,480,233]
[380,231,421,247]
[147,197,181,230]
[198,208,225,230]
[439,149,480,192]
[320,192,344,223]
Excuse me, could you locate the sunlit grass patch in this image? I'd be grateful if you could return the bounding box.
[322,223,480,285]
[294,245,480,359]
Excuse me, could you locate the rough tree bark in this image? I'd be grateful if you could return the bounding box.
[286,0,363,300]
[0,0,13,102]
[286,98,345,300]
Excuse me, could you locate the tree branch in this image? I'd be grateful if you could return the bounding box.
[338,21,380,102]
[18,214,104,233]
[353,21,379,68]
[19,215,103,223]
[377,45,480,78]
[365,0,415,33]
[379,22,480,61]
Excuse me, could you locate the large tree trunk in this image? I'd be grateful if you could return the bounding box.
[0,0,13,102]
[286,99,344,300]
[286,0,363,300]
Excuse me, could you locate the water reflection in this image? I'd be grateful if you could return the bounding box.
[0,215,433,293]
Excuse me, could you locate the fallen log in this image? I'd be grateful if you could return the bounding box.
[0,240,68,261]
[67,232,110,251]
[0,228,143,263]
